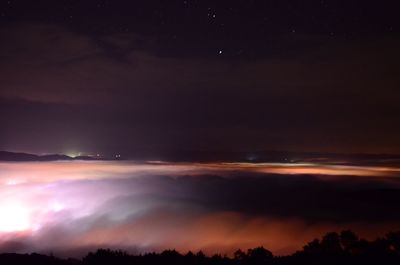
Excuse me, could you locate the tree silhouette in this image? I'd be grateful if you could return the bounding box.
[246,247,273,264]
[302,238,322,255]
[340,230,359,253]
[83,249,131,265]
[233,249,246,261]
[1,230,400,265]
[387,231,400,254]
[320,232,343,255]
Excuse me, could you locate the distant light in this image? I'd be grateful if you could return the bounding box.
[65,151,81,158]
[0,204,30,232]
[246,154,257,161]
[218,50,223,54]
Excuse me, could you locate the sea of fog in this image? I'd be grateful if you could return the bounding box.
[1,160,400,257]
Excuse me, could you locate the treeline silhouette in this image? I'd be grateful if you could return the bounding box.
[1,230,400,265]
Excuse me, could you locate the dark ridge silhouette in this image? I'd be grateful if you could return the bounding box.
[0,151,99,161]
[1,230,400,265]
[2,150,400,165]
[124,148,400,165]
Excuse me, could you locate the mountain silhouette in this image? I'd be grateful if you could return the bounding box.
[0,151,95,161]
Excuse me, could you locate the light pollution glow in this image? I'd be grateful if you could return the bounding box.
[0,161,399,257]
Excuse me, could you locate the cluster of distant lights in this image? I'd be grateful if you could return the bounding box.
[65,152,122,159]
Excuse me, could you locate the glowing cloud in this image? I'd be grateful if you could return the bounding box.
[0,160,399,256]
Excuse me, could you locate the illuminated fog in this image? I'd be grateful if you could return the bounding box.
[1,161,399,257]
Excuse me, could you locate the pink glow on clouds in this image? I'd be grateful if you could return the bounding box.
[1,160,400,185]
[0,161,399,257]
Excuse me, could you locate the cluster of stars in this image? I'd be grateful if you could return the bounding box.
[0,0,397,58]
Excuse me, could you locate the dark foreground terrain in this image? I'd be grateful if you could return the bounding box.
[1,231,400,265]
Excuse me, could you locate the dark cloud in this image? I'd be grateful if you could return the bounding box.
[170,173,400,222]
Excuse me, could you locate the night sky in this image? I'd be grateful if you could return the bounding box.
[1,1,400,258]
[1,0,400,157]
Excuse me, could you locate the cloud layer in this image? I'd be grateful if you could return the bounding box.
[0,161,399,256]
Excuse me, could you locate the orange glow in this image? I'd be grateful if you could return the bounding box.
[1,161,400,185]
[0,160,399,256]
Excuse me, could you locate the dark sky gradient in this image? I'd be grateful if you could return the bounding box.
[1,0,400,157]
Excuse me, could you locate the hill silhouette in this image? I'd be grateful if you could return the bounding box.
[0,151,97,161]
[2,150,400,165]
[1,230,399,265]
